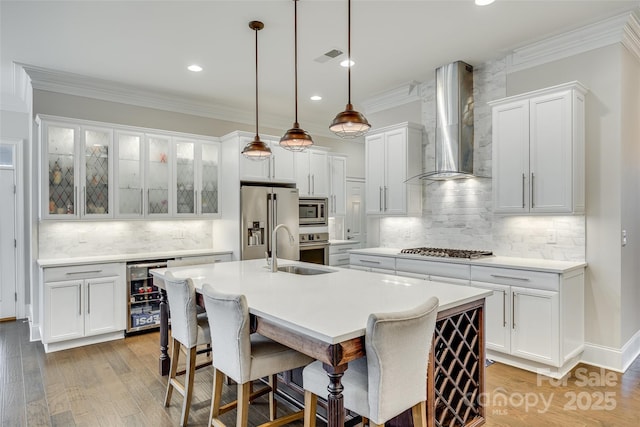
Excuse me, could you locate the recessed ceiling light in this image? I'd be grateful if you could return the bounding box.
[475,0,495,5]
[310,95,322,101]
[187,64,203,72]
[340,59,355,68]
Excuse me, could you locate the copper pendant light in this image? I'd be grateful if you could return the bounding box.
[280,0,313,151]
[329,0,371,138]
[242,20,272,160]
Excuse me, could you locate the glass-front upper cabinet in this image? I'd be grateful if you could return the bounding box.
[82,127,113,218]
[200,141,219,215]
[173,139,220,216]
[115,131,144,217]
[146,134,171,217]
[43,122,78,219]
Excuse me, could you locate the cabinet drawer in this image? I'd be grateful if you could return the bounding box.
[470,265,558,291]
[396,259,470,281]
[330,253,351,266]
[329,243,360,255]
[349,254,395,271]
[45,262,125,282]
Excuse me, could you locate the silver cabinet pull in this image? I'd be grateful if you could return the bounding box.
[87,283,90,314]
[502,290,507,327]
[83,186,87,216]
[74,186,78,216]
[531,172,535,208]
[360,259,381,264]
[379,187,383,211]
[512,292,516,329]
[307,174,311,194]
[384,186,388,211]
[66,270,103,275]
[312,175,315,195]
[271,157,276,179]
[490,274,530,281]
[522,173,525,208]
[79,284,82,316]
[140,188,143,215]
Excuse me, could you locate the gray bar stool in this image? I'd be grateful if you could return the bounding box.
[302,297,439,427]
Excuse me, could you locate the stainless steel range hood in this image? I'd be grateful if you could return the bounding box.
[417,61,475,180]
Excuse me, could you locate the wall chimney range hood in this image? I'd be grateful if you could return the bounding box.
[413,61,475,181]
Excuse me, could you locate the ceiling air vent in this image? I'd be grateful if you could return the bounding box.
[314,48,343,63]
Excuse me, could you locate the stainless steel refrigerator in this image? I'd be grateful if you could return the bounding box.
[240,184,299,261]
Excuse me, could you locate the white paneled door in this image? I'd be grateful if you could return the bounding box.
[346,179,366,244]
[0,167,17,320]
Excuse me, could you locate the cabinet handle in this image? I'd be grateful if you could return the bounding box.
[66,270,103,275]
[384,186,388,211]
[490,274,530,281]
[522,173,525,208]
[140,188,143,215]
[79,285,82,316]
[360,259,381,265]
[502,290,507,327]
[379,187,383,211]
[308,174,311,194]
[83,186,87,216]
[75,186,78,216]
[194,189,198,214]
[512,292,516,329]
[531,172,535,208]
[271,157,275,179]
[87,283,90,314]
[312,175,315,195]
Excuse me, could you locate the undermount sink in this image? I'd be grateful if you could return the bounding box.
[277,265,335,275]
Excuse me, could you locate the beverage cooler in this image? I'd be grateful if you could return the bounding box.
[126,260,168,333]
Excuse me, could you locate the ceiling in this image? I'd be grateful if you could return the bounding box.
[2,0,639,134]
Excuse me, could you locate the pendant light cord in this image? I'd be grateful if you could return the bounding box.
[347,0,352,106]
[255,25,260,138]
[294,0,299,126]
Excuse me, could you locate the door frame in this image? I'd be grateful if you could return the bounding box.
[0,138,25,320]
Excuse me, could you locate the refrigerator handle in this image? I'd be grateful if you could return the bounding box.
[267,193,274,254]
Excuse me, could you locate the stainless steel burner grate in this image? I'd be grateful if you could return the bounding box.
[400,247,493,259]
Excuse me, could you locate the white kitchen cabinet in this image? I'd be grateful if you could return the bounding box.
[329,241,360,266]
[395,258,470,286]
[365,122,422,215]
[239,136,296,183]
[349,253,395,274]
[328,155,347,216]
[39,118,114,220]
[173,138,220,216]
[490,82,586,214]
[295,148,329,197]
[115,131,144,217]
[470,264,583,376]
[43,262,126,352]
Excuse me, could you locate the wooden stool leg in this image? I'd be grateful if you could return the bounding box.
[180,346,197,426]
[303,391,317,427]
[210,368,224,423]
[268,374,277,421]
[237,382,251,427]
[164,339,181,406]
[411,401,427,427]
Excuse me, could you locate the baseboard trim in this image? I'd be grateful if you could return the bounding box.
[29,320,41,342]
[42,331,124,353]
[582,330,640,372]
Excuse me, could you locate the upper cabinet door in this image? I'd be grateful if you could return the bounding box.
[82,126,113,218]
[270,141,296,182]
[174,138,196,216]
[492,100,530,214]
[329,155,347,216]
[115,131,144,218]
[365,133,385,214]
[239,136,271,181]
[384,128,408,215]
[199,141,220,216]
[145,134,172,217]
[43,122,79,219]
[308,150,328,197]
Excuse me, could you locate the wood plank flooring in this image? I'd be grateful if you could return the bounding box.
[2,319,639,426]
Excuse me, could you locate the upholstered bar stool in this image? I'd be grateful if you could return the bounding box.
[201,284,315,427]
[302,297,439,427]
[163,273,212,426]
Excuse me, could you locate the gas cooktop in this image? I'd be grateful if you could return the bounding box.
[400,247,493,259]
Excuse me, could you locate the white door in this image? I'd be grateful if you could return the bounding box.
[346,179,366,244]
[308,150,328,197]
[365,133,385,214]
[384,128,408,215]
[0,167,17,320]
[44,280,84,342]
[85,277,120,335]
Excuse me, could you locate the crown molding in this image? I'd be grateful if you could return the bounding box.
[18,63,336,139]
[506,8,640,73]
[361,81,421,115]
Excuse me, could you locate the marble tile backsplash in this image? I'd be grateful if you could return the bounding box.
[378,58,586,262]
[38,220,213,259]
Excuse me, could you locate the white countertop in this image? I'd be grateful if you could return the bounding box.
[37,249,233,268]
[349,247,586,273]
[150,258,490,345]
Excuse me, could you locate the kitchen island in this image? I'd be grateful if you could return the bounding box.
[151,259,490,427]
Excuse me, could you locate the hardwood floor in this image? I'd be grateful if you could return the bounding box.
[2,319,639,426]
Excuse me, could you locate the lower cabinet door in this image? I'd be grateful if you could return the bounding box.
[511,286,560,365]
[472,282,510,353]
[85,276,123,336]
[45,279,84,342]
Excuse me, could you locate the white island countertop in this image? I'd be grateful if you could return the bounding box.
[150,258,490,345]
[37,249,233,268]
[349,247,586,274]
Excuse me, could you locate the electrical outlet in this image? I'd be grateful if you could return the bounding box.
[78,231,88,243]
[546,229,557,244]
[622,230,627,247]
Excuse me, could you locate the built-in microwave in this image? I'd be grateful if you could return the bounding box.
[298,197,328,226]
